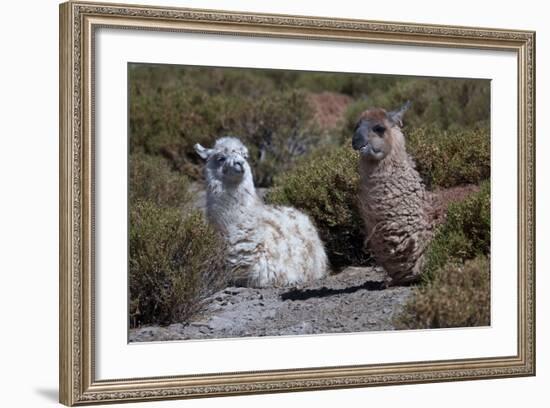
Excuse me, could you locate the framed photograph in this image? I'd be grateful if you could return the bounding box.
[59,1,535,405]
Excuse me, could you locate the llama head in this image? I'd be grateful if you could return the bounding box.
[194,136,252,185]
[351,101,411,162]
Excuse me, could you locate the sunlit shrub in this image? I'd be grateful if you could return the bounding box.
[129,202,229,327]
[341,78,491,135]
[129,152,190,208]
[423,180,490,282]
[395,255,491,329]
[267,146,371,268]
[406,126,490,188]
[129,64,326,186]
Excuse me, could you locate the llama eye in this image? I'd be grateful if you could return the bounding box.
[373,125,386,134]
[217,156,226,163]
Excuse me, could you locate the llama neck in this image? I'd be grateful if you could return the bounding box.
[360,148,409,180]
[205,173,261,231]
[359,134,427,210]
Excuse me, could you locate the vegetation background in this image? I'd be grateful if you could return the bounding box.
[128,63,491,330]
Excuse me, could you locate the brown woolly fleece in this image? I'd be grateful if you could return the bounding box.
[358,124,433,285]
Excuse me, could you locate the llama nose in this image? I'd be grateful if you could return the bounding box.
[352,131,366,150]
[234,161,244,173]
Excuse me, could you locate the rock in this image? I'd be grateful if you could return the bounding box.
[189,321,209,327]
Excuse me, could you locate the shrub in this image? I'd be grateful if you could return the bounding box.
[129,201,229,327]
[292,72,401,97]
[341,77,490,135]
[423,180,491,282]
[406,126,490,188]
[233,89,326,187]
[130,65,490,189]
[129,71,237,180]
[267,145,372,268]
[129,64,327,187]
[129,152,191,208]
[395,255,491,329]
[394,181,491,329]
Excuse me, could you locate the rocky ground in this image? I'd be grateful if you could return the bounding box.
[129,266,413,342]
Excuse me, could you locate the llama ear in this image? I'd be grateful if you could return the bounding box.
[388,100,411,128]
[194,143,213,160]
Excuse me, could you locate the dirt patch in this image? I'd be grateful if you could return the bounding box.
[307,92,353,129]
[429,184,481,226]
[129,266,412,342]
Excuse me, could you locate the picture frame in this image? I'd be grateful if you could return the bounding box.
[59,1,536,405]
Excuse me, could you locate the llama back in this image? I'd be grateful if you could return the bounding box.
[267,206,328,284]
[226,205,327,287]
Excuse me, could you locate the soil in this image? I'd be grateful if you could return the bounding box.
[429,184,481,226]
[129,266,413,342]
[307,92,353,129]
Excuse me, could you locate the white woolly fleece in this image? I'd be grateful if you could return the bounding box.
[199,137,328,287]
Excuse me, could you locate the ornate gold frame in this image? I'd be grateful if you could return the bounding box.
[59,1,536,405]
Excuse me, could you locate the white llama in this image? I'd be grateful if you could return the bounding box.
[195,137,328,287]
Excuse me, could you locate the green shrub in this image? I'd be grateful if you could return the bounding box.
[422,180,490,282]
[129,71,235,180]
[395,255,491,329]
[129,64,327,187]
[341,78,490,135]
[232,89,326,187]
[292,72,401,97]
[129,152,191,208]
[267,146,371,268]
[406,126,490,188]
[130,65,490,189]
[129,201,229,327]
[394,181,491,329]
